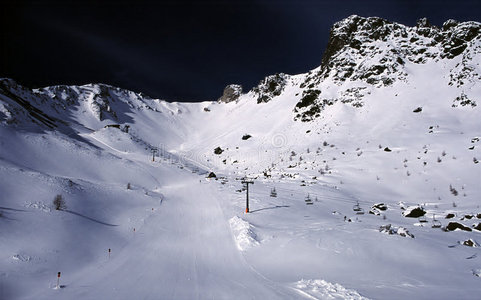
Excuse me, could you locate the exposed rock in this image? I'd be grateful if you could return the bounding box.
[473,223,481,231]
[473,269,481,277]
[214,147,224,155]
[207,172,217,178]
[452,92,477,107]
[379,224,414,238]
[372,203,388,211]
[446,222,472,232]
[293,15,481,121]
[445,213,456,219]
[403,206,426,218]
[242,134,252,140]
[413,107,423,113]
[443,19,459,31]
[218,84,242,103]
[463,239,478,247]
[251,73,288,104]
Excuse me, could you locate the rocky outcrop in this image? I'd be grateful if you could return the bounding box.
[218,84,243,103]
[250,73,288,103]
[293,15,481,121]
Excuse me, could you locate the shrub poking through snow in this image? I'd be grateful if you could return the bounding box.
[53,194,66,210]
[450,184,458,196]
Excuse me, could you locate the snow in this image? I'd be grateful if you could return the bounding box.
[1,16,481,300]
[293,279,370,300]
[229,216,260,251]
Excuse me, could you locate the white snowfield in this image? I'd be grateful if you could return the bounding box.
[1,15,481,299]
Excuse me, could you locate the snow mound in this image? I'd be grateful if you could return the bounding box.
[24,201,51,212]
[294,279,370,300]
[379,224,415,238]
[12,254,32,262]
[229,216,259,251]
[473,269,481,277]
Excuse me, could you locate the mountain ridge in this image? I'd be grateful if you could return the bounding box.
[1,15,481,299]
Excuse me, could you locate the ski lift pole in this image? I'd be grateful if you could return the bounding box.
[241,179,254,213]
[151,148,158,162]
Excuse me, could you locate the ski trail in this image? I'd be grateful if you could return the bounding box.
[27,167,303,299]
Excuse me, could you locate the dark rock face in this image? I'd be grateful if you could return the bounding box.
[403,207,426,218]
[251,73,288,104]
[372,203,388,211]
[463,239,477,247]
[293,89,323,122]
[218,84,243,103]
[214,147,224,155]
[293,15,481,121]
[446,222,472,231]
[446,213,456,219]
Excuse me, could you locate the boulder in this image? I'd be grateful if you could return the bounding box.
[463,239,477,247]
[445,213,456,219]
[403,206,426,218]
[372,203,388,211]
[446,222,472,232]
[218,84,242,103]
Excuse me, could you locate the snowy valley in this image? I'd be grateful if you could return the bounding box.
[1,15,481,299]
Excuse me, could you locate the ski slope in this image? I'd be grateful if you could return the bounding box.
[0,125,370,299]
[1,15,481,299]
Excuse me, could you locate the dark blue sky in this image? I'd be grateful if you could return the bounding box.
[1,0,480,101]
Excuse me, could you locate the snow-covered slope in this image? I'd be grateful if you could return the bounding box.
[1,15,480,299]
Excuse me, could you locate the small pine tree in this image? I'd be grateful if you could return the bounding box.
[53,194,66,210]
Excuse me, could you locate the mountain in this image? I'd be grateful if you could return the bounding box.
[1,15,480,299]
